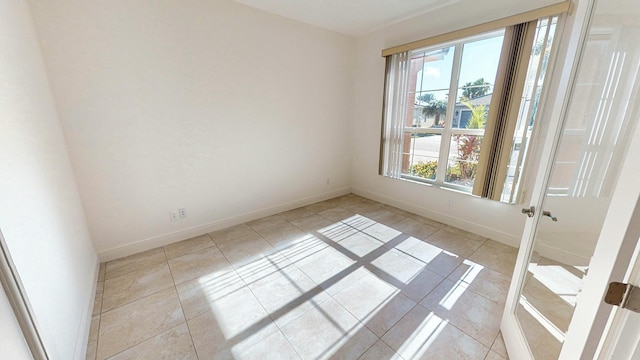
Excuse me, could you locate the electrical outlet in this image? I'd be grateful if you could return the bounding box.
[448,198,454,207]
[178,208,187,218]
[326,178,330,185]
[169,211,178,221]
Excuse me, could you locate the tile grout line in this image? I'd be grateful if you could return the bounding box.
[163,245,200,360]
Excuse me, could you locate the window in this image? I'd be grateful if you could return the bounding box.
[380,3,569,203]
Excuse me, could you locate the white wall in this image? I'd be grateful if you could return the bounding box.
[350,0,566,246]
[0,286,32,360]
[28,0,355,260]
[0,1,98,359]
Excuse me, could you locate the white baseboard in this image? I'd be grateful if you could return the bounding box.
[352,187,521,248]
[535,242,592,266]
[73,255,99,360]
[97,187,351,262]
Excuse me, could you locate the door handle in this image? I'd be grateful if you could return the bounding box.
[542,211,558,222]
[521,206,535,217]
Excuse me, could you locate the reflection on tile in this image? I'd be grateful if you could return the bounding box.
[361,207,406,225]
[250,266,329,327]
[210,224,258,245]
[279,207,315,221]
[296,247,356,285]
[235,330,301,360]
[362,292,416,337]
[218,232,278,268]
[105,248,167,280]
[394,237,463,277]
[448,260,511,306]
[108,324,197,360]
[332,273,398,321]
[444,225,487,242]
[234,251,293,285]
[176,270,245,320]
[338,232,384,257]
[85,315,99,360]
[427,229,485,258]
[368,249,444,301]
[468,240,518,276]
[97,287,184,360]
[383,305,488,360]
[420,279,502,347]
[257,223,310,250]
[321,267,372,296]
[303,200,336,213]
[164,234,215,260]
[280,298,377,360]
[278,235,329,265]
[188,303,278,359]
[102,263,174,312]
[343,200,384,214]
[168,246,232,285]
[288,214,336,232]
[392,218,440,240]
[317,207,357,222]
[247,215,288,232]
[324,195,361,207]
[357,340,404,360]
[362,223,403,244]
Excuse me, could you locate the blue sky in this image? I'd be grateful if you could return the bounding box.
[415,34,504,102]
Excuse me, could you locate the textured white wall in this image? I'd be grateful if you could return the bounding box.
[349,0,564,246]
[0,0,98,359]
[29,0,355,260]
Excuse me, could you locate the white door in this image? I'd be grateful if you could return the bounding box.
[501,0,640,358]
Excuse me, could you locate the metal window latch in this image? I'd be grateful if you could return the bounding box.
[521,206,535,217]
[605,282,640,313]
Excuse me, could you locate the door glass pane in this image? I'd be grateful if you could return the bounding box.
[515,5,640,358]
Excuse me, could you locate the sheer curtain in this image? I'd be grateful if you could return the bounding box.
[380,51,410,179]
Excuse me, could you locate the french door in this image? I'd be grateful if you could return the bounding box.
[501,0,640,358]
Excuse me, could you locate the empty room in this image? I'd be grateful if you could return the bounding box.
[2,0,640,359]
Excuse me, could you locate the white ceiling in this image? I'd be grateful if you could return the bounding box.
[232,0,461,37]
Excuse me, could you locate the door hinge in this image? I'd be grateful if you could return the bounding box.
[605,282,640,313]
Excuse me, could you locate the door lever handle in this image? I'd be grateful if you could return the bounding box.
[521,206,535,217]
[542,211,558,222]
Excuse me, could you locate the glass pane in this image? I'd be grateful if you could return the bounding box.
[501,17,559,204]
[414,90,450,128]
[445,132,485,188]
[401,132,442,180]
[411,47,455,129]
[454,33,504,129]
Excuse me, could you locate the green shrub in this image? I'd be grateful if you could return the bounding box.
[409,161,437,179]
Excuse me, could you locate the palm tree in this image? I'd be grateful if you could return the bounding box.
[461,78,490,100]
[422,100,447,127]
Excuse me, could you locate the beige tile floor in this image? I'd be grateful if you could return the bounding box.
[86,194,514,360]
